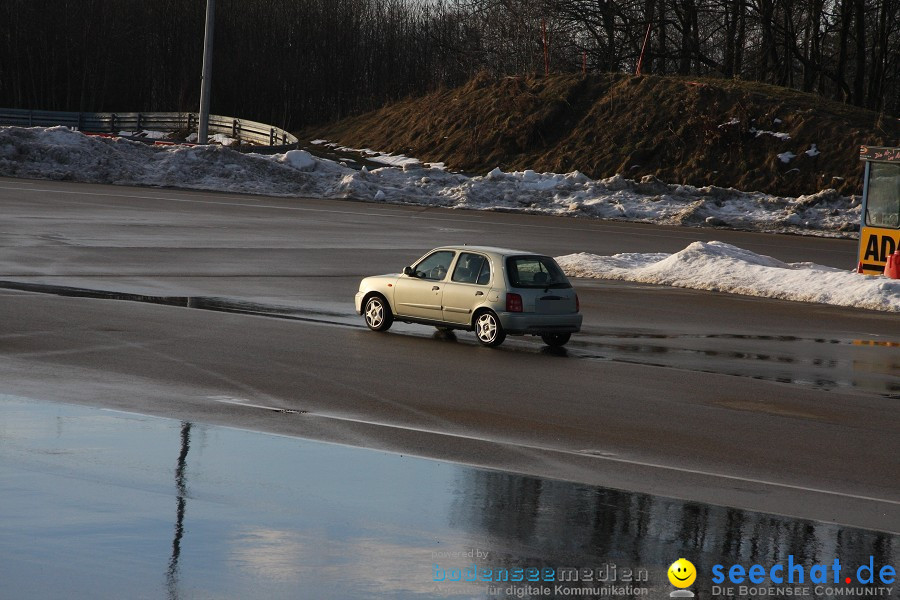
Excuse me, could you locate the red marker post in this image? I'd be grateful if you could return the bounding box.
[636,21,652,75]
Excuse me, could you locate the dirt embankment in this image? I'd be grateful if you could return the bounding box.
[303,73,900,196]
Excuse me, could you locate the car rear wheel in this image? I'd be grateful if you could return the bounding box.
[474,311,506,347]
[364,295,393,332]
[541,333,571,347]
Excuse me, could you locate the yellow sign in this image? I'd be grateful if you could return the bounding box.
[858,227,900,274]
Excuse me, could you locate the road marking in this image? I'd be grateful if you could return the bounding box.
[294,410,900,509]
[85,395,900,512]
[207,395,304,414]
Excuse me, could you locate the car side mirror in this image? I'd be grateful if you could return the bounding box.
[403,266,415,277]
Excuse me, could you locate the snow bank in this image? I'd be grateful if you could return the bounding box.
[348,167,859,236]
[0,126,348,197]
[556,242,900,312]
[0,126,861,237]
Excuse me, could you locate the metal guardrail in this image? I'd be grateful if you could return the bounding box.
[0,108,298,152]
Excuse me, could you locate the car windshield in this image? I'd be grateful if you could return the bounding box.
[505,256,571,289]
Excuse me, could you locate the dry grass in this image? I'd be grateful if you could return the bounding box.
[302,73,900,196]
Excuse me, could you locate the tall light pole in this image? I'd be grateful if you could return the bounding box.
[198,0,215,144]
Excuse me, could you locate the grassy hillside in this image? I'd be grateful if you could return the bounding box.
[303,73,900,196]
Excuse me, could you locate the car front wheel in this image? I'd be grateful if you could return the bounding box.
[541,333,571,347]
[363,295,393,332]
[474,311,506,347]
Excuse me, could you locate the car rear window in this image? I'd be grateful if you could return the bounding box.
[505,256,571,289]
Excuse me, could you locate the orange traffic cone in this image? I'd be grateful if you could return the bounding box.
[884,251,900,279]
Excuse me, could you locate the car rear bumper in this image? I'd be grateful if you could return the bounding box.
[499,312,583,335]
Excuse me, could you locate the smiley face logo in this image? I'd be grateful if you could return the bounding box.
[668,558,697,588]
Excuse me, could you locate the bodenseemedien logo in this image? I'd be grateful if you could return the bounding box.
[668,558,696,598]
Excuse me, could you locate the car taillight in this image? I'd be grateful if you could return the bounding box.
[506,293,523,312]
[576,293,580,313]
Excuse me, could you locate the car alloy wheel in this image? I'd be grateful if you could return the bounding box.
[475,311,506,347]
[364,296,393,331]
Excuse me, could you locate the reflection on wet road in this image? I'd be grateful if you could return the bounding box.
[567,331,900,397]
[1,396,896,600]
[1,280,897,397]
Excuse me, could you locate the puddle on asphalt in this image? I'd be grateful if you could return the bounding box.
[1,395,896,600]
[2,280,897,396]
[564,331,900,397]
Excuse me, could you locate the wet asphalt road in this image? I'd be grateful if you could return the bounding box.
[2,397,895,600]
[0,177,898,534]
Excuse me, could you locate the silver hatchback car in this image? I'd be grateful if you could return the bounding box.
[354,246,582,347]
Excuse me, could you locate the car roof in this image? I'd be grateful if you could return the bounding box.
[434,245,538,257]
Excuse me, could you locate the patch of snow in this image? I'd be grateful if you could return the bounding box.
[718,118,740,128]
[119,130,170,140]
[314,139,430,169]
[209,133,237,146]
[805,144,820,157]
[279,149,318,171]
[556,242,900,312]
[752,128,791,141]
[777,151,796,163]
[371,153,420,168]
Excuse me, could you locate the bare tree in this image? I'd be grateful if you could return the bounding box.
[1,0,898,125]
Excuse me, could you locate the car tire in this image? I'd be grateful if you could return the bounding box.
[474,311,506,347]
[541,333,571,347]
[363,295,393,332]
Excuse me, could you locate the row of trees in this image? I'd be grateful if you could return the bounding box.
[1,0,898,130]
[489,0,900,114]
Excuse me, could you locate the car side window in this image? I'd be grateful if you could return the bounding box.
[452,252,488,284]
[476,259,491,285]
[414,251,455,281]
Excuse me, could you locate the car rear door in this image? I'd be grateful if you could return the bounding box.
[441,252,493,325]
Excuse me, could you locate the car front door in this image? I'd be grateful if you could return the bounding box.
[441,252,493,325]
[393,250,455,320]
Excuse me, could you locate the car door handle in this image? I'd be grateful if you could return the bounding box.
[475,291,484,296]
[432,286,440,291]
